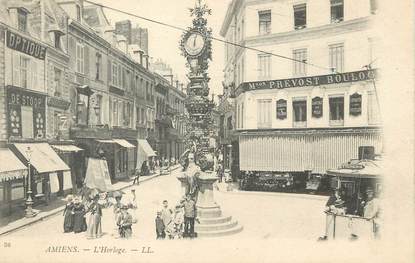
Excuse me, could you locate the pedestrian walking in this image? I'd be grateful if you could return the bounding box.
[117,204,133,238]
[318,188,345,241]
[155,211,166,239]
[63,195,74,233]
[132,168,141,185]
[72,197,87,234]
[86,194,103,239]
[183,194,197,238]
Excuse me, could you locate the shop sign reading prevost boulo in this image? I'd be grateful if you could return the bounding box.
[236,69,376,96]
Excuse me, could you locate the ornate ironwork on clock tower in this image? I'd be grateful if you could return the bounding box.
[180,0,215,171]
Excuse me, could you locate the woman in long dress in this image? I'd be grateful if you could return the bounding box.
[63,195,74,233]
[72,197,87,233]
[86,195,103,239]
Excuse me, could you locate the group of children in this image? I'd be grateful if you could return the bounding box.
[155,199,186,239]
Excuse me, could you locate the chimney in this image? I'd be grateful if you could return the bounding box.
[104,27,116,46]
[139,50,144,66]
[143,54,149,69]
[117,37,128,54]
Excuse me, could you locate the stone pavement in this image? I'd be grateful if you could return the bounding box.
[0,165,181,236]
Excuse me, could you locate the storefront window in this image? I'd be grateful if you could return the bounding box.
[329,96,344,126]
[11,180,24,200]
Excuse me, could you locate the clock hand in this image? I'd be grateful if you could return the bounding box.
[193,35,196,48]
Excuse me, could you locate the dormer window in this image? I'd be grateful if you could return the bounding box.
[49,26,65,50]
[76,5,81,22]
[17,8,28,32]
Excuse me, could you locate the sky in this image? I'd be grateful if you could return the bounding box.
[89,0,233,98]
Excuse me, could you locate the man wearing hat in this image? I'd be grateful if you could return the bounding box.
[117,203,133,238]
[363,187,381,237]
[155,211,166,239]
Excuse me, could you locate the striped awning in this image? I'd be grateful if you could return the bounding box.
[13,143,70,174]
[239,129,383,174]
[0,149,27,182]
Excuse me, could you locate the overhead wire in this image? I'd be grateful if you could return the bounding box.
[84,0,331,71]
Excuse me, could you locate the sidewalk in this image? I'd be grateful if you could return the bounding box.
[0,164,181,236]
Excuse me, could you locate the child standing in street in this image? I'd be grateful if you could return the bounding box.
[155,211,165,239]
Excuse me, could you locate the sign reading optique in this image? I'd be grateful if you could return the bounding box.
[7,30,47,60]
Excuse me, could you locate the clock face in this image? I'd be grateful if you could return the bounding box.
[184,32,205,56]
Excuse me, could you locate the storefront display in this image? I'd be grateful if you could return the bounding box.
[6,86,46,139]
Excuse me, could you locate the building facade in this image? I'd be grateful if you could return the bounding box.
[0,0,75,216]
[220,0,381,193]
[154,73,187,164]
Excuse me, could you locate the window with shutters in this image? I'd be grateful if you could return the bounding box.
[76,43,84,74]
[293,49,307,77]
[111,63,119,87]
[257,99,272,128]
[329,43,344,73]
[258,10,271,35]
[20,56,29,89]
[258,54,271,80]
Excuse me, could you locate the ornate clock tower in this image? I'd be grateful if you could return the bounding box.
[179,0,215,170]
[178,0,242,237]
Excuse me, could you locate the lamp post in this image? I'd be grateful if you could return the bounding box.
[25,146,36,218]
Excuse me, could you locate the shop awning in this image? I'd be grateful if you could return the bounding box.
[51,144,84,152]
[84,158,114,192]
[113,139,136,149]
[96,139,116,144]
[96,139,135,149]
[136,139,156,170]
[13,143,70,174]
[0,149,28,182]
[138,140,156,157]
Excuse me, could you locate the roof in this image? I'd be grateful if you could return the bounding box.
[83,5,111,28]
[327,158,383,179]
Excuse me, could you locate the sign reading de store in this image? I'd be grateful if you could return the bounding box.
[7,30,47,60]
[236,69,376,96]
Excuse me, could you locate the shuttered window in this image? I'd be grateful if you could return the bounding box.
[293,49,307,76]
[76,43,84,74]
[329,43,344,73]
[257,99,272,128]
[258,10,271,35]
